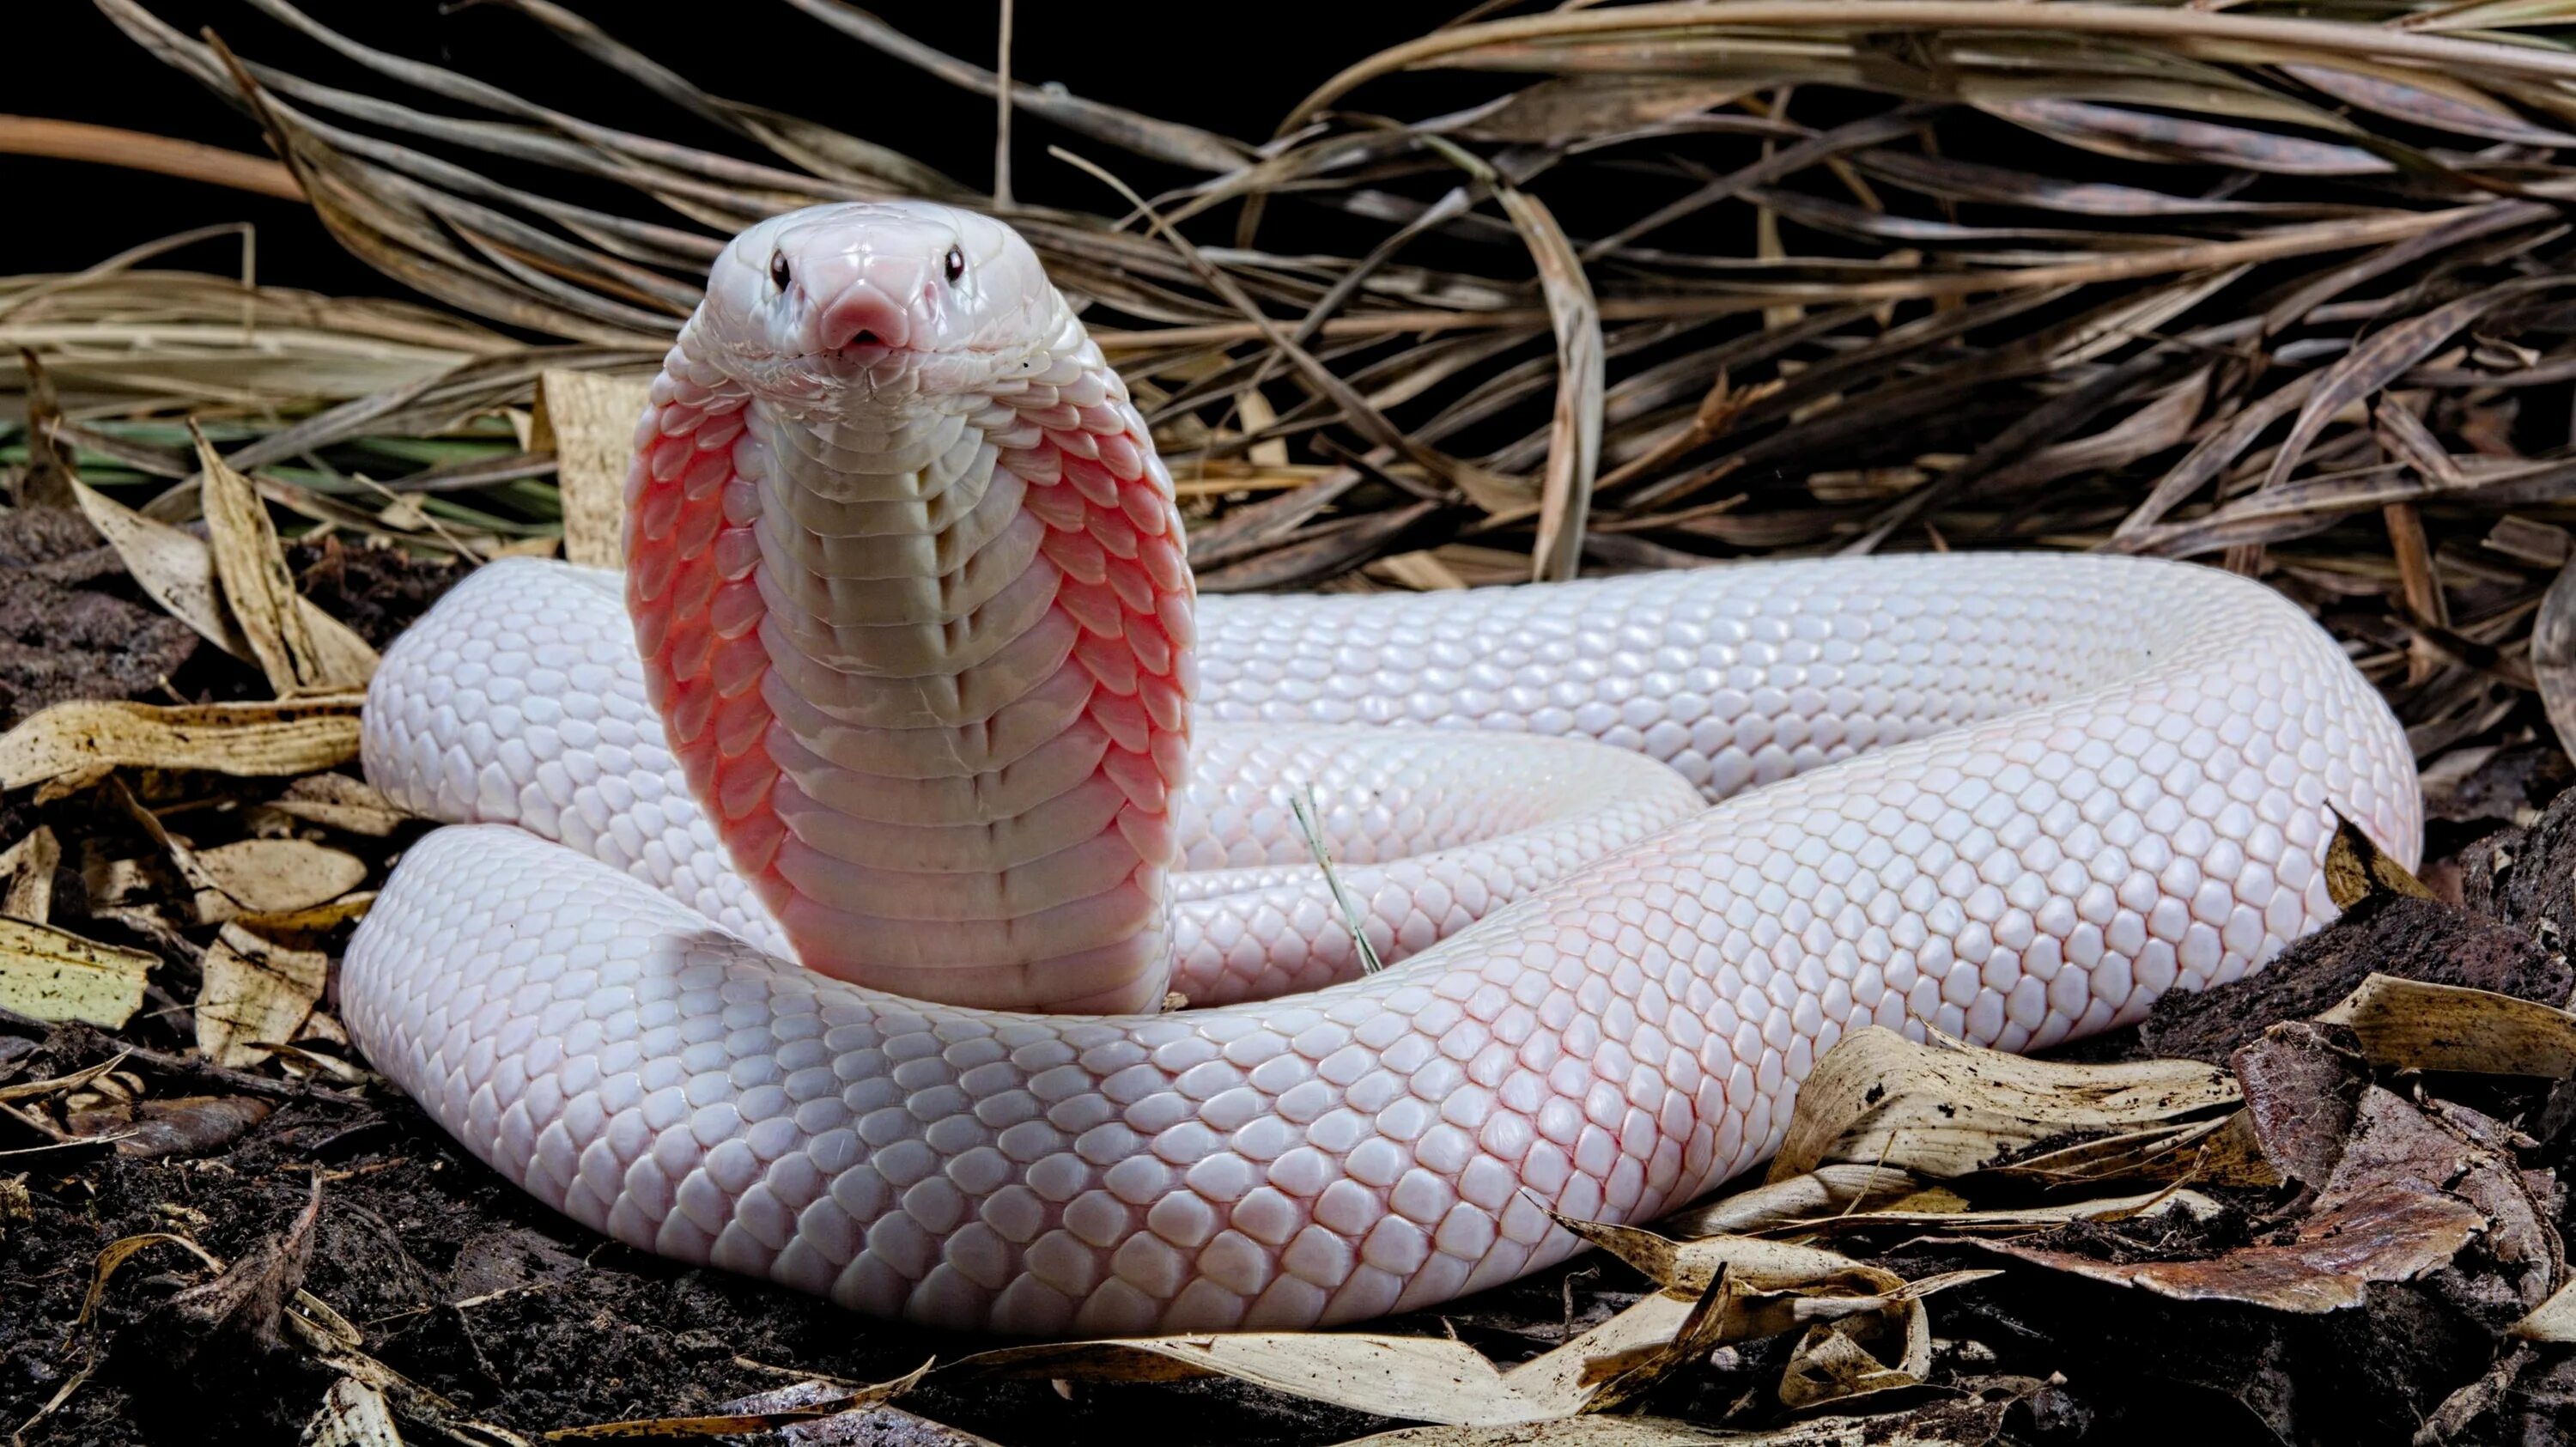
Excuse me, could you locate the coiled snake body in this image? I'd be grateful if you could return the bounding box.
[346,201,2420,1335]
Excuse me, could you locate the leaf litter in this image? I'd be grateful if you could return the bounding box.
[19,1,2576,1444]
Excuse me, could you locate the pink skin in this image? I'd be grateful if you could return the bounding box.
[343,202,2421,1335]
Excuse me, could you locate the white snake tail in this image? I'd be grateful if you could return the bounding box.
[345,200,2421,1335]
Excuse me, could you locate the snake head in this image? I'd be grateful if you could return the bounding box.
[701,200,1062,405]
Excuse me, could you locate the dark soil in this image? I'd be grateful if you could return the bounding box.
[6,503,2576,1445]
[2137,892,2573,1067]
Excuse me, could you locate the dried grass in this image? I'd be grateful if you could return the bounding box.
[20,0,2576,765]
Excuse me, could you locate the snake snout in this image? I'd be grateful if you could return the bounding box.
[817,284,912,355]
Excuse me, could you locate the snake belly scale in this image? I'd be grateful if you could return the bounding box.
[345,200,2420,1335]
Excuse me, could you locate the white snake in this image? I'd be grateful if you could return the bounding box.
[344,201,2421,1335]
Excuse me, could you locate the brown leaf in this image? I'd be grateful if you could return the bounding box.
[0,825,62,925]
[1771,1187,2222,1238]
[0,697,363,793]
[2263,279,2569,494]
[82,1095,276,1160]
[2231,1021,2368,1199]
[1984,98,2388,176]
[71,478,256,663]
[1769,1025,2240,1183]
[166,1174,321,1351]
[2533,550,2576,762]
[2284,62,2576,147]
[1976,1110,2278,1191]
[11,350,80,509]
[78,1231,226,1328]
[189,838,368,922]
[2323,809,2437,909]
[1547,1210,1868,1297]
[942,1333,1550,1428]
[258,773,413,837]
[549,1360,933,1440]
[2514,1279,2576,1343]
[532,368,652,569]
[1777,1319,1917,1410]
[1656,1164,1920,1238]
[1951,1183,2482,1313]
[1333,1420,1727,1447]
[2316,974,2576,1080]
[1500,187,1603,584]
[304,1377,405,1447]
[195,923,330,1069]
[193,426,380,696]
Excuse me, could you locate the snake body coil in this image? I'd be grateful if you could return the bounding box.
[346,201,2420,1335]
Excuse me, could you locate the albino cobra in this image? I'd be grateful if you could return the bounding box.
[345,200,2421,1335]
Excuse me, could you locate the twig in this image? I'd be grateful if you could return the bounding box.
[0,1007,370,1106]
[0,116,301,200]
[1289,785,1384,976]
[992,0,1014,208]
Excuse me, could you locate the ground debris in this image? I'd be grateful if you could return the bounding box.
[2232,1022,2370,1201]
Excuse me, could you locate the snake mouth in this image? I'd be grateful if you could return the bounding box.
[813,284,914,367]
[835,334,901,368]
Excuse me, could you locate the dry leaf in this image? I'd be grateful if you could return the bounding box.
[1530,1207,1989,1414]
[1572,1272,1744,1414]
[262,773,412,836]
[0,697,363,793]
[305,1377,405,1447]
[71,477,255,663]
[1371,550,1469,591]
[1497,1290,1700,1419]
[1778,1322,1916,1410]
[79,1231,226,1328]
[1953,1183,2481,1315]
[1331,1420,1728,1447]
[0,826,62,925]
[2316,973,2576,1079]
[942,1333,1550,1428]
[193,427,380,696]
[532,368,652,569]
[1769,1025,2241,1183]
[1786,1187,2221,1237]
[1502,186,1603,584]
[0,917,155,1027]
[234,893,379,944]
[1334,1399,2019,1447]
[1546,1211,1865,1295]
[2536,552,2576,761]
[547,1360,932,1440]
[2232,1021,2369,1198]
[2323,809,2437,909]
[2512,1278,2576,1343]
[76,1096,275,1160]
[189,838,368,922]
[1975,1108,2279,1190]
[1947,1086,2506,1316]
[1656,1165,1921,1239]
[196,922,330,1069]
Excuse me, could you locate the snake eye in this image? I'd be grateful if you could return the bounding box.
[944,246,965,284]
[769,252,792,291]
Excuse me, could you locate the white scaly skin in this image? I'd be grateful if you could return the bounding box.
[346,201,2421,1335]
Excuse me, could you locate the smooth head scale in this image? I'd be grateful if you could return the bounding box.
[699,202,1066,404]
[624,200,1198,1016]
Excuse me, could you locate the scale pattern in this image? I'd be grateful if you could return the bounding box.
[365,564,1705,1006]
[621,223,1196,1014]
[348,551,2420,1335]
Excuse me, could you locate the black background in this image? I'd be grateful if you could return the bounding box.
[7,1,1473,299]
